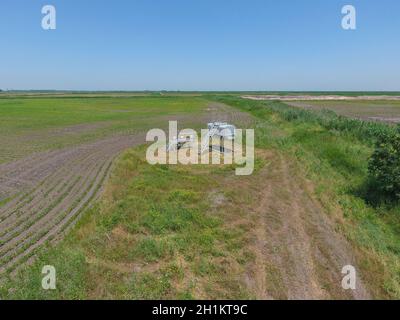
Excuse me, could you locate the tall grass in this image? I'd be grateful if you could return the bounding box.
[210,96,395,144]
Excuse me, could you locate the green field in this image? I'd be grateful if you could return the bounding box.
[0,96,206,164]
[1,94,400,299]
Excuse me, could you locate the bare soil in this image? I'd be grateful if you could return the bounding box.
[0,134,145,272]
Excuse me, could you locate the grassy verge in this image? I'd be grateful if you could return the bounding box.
[1,145,269,299]
[209,95,400,298]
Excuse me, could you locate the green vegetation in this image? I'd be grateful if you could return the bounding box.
[0,96,206,164]
[238,99,395,143]
[2,147,258,299]
[209,95,400,298]
[368,127,400,203]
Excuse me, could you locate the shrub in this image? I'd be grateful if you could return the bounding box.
[368,126,400,202]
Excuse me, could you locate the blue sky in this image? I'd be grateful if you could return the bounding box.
[0,0,399,91]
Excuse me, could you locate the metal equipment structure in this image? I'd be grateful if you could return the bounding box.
[200,122,236,154]
[167,122,236,153]
[167,134,195,151]
[167,122,236,154]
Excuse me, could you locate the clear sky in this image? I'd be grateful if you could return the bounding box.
[1,0,399,91]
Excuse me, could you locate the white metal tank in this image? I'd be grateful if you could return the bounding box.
[207,122,236,140]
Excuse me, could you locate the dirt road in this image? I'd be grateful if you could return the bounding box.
[244,151,370,299]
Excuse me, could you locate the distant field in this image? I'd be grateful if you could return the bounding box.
[286,100,400,124]
[0,96,207,164]
[3,91,400,100]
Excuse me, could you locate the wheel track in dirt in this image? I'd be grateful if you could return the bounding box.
[0,145,113,245]
[248,151,371,300]
[0,143,107,211]
[0,159,113,272]
[0,147,94,198]
[0,160,100,257]
[0,134,144,201]
[251,178,274,300]
[0,141,105,212]
[0,149,98,226]
[0,133,146,273]
[0,160,105,267]
[0,144,110,235]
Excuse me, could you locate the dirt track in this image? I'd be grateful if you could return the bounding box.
[245,151,370,299]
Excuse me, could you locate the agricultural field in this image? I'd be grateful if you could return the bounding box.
[286,100,400,124]
[1,94,400,300]
[242,94,400,124]
[0,96,250,275]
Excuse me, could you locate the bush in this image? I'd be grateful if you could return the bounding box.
[368,126,400,202]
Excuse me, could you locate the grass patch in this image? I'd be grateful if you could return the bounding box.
[2,146,257,299]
